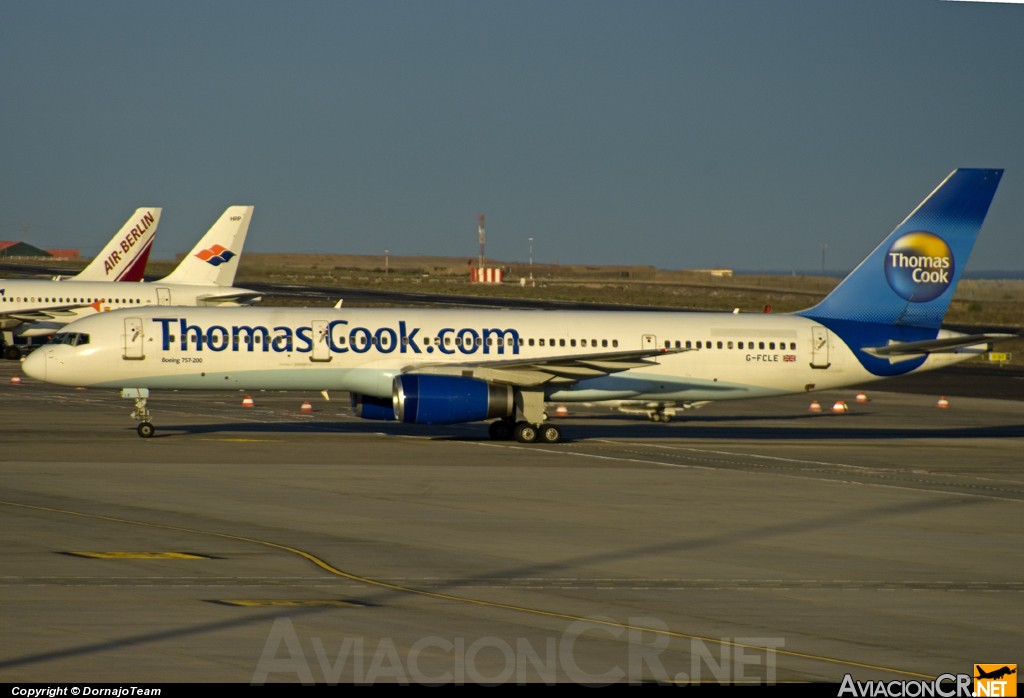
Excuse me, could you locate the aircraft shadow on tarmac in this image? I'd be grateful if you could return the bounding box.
[142,413,1024,441]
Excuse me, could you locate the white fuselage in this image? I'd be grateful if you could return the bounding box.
[24,306,981,402]
[0,279,254,337]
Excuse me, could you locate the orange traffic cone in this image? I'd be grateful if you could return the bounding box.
[242,395,255,408]
[936,396,950,409]
[300,401,313,413]
[808,400,821,413]
[831,401,849,413]
[855,392,869,403]
[554,404,569,417]
[9,375,22,385]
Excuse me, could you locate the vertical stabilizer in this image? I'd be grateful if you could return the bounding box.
[74,207,161,282]
[799,169,1002,329]
[158,206,254,286]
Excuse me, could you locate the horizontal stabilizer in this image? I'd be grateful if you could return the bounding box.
[863,333,1017,357]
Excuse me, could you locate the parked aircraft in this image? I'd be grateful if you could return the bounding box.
[23,170,1012,442]
[592,399,705,422]
[1,207,161,358]
[1,206,258,359]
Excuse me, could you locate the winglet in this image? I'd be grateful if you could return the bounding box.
[74,207,161,282]
[158,206,254,286]
[798,169,1003,329]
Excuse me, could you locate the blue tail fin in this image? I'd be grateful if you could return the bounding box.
[799,168,1003,329]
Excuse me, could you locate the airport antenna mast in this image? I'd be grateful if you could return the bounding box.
[477,213,486,270]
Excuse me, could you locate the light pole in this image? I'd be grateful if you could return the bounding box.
[385,249,389,277]
[528,237,534,285]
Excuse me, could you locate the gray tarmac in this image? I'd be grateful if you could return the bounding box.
[1,360,1021,684]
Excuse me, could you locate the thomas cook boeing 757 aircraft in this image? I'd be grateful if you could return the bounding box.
[24,169,1013,442]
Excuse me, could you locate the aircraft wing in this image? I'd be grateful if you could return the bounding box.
[863,333,1018,357]
[401,347,689,387]
[0,303,94,322]
[194,290,263,305]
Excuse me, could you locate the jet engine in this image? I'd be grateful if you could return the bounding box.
[393,374,514,425]
[349,393,396,421]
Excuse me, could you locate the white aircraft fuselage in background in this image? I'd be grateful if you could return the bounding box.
[1,207,162,357]
[1,206,259,343]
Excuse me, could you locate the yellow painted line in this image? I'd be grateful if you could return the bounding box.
[7,500,930,680]
[198,438,277,443]
[213,599,365,608]
[65,551,210,560]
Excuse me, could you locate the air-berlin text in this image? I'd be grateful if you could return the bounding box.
[104,211,156,275]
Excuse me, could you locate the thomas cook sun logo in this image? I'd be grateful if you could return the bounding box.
[883,231,953,303]
[195,244,236,267]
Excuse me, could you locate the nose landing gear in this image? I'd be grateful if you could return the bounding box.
[123,388,155,438]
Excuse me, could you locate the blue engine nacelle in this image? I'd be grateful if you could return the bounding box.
[393,374,515,425]
[350,393,396,421]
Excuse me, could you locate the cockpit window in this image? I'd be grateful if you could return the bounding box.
[49,332,90,347]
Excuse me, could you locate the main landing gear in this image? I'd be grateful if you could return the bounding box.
[487,389,563,443]
[647,410,672,423]
[488,418,562,444]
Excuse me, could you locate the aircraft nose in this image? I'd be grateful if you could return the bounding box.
[22,348,47,382]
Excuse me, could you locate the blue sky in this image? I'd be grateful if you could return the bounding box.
[1,1,1022,273]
